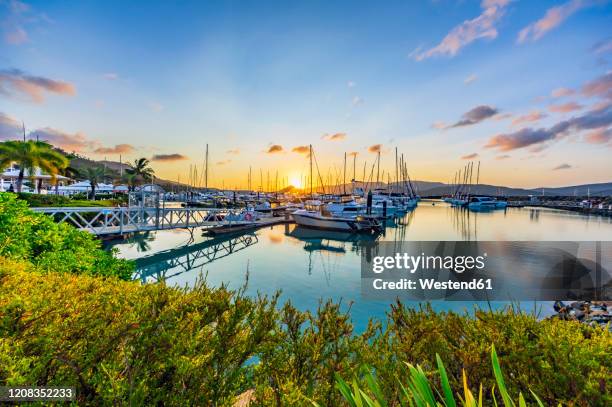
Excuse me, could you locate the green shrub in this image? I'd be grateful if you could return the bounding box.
[0,262,609,406]
[15,193,124,207]
[0,193,133,279]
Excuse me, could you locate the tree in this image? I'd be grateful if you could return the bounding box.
[55,165,80,194]
[79,166,107,200]
[122,172,138,192]
[126,158,154,184]
[0,140,69,193]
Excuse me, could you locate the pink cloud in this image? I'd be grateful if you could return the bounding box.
[548,102,583,113]
[551,87,575,98]
[461,153,479,160]
[584,127,612,144]
[29,127,92,152]
[412,0,510,60]
[512,110,546,126]
[0,69,76,103]
[518,0,589,43]
[321,132,347,141]
[94,144,135,155]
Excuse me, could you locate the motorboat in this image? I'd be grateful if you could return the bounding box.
[292,200,381,233]
[467,196,498,210]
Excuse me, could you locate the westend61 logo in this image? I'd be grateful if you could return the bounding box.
[361,241,611,301]
[372,252,487,274]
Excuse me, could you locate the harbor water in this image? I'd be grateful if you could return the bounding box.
[107,201,612,331]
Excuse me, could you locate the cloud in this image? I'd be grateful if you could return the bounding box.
[548,102,583,113]
[449,105,498,128]
[291,145,310,154]
[592,37,612,55]
[484,106,612,151]
[29,127,92,152]
[412,0,510,61]
[461,153,479,159]
[581,72,612,100]
[496,154,510,160]
[464,74,478,85]
[322,132,347,141]
[512,110,546,126]
[94,144,135,155]
[4,25,27,44]
[216,160,231,165]
[518,0,591,43]
[0,111,22,140]
[266,144,284,154]
[226,148,240,154]
[551,87,575,98]
[0,68,76,103]
[368,144,382,153]
[103,73,118,80]
[431,121,447,130]
[493,112,513,121]
[553,163,572,170]
[351,96,363,106]
[151,153,188,161]
[347,81,356,88]
[1,0,31,45]
[348,151,359,157]
[585,127,612,144]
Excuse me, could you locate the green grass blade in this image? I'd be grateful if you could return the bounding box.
[436,353,457,407]
[491,345,514,407]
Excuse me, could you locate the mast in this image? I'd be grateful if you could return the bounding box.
[395,147,398,194]
[309,144,313,197]
[205,144,209,190]
[376,151,381,188]
[475,161,480,195]
[343,152,347,195]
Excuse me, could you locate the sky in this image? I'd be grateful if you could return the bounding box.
[1,0,611,189]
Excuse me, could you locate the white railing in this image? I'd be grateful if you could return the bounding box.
[30,206,238,235]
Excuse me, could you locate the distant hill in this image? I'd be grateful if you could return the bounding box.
[529,183,612,197]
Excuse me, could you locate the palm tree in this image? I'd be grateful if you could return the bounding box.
[79,166,107,200]
[126,158,155,184]
[122,172,138,192]
[54,165,80,194]
[0,140,69,193]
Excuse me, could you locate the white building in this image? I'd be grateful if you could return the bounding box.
[1,166,70,193]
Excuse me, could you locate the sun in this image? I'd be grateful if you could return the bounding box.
[289,176,303,189]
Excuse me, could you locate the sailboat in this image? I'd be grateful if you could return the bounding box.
[291,146,382,233]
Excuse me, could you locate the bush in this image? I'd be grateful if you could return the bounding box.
[15,193,124,207]
[0,193,133,279]
[0,261,609,406]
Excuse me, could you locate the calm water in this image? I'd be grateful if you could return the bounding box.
[107,201,612,331]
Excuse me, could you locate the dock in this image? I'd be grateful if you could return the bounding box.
[30,206,293,236]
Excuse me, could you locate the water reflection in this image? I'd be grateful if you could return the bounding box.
[132,233,259,283]
[106,201,612,330]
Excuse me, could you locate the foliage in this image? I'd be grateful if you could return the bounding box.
[0,193,133,279]
[0,260,278,406]
[0,140,69,192]
[0,263,609,406]
[321,346,552,407]
[15,193,124,207]
[76,166,108,199]
[0,260,610,406]
[126,158,155,183]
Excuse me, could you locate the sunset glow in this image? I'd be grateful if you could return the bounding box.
[1,1,611,189]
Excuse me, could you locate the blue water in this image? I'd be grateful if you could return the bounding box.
[107,202,612,331]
